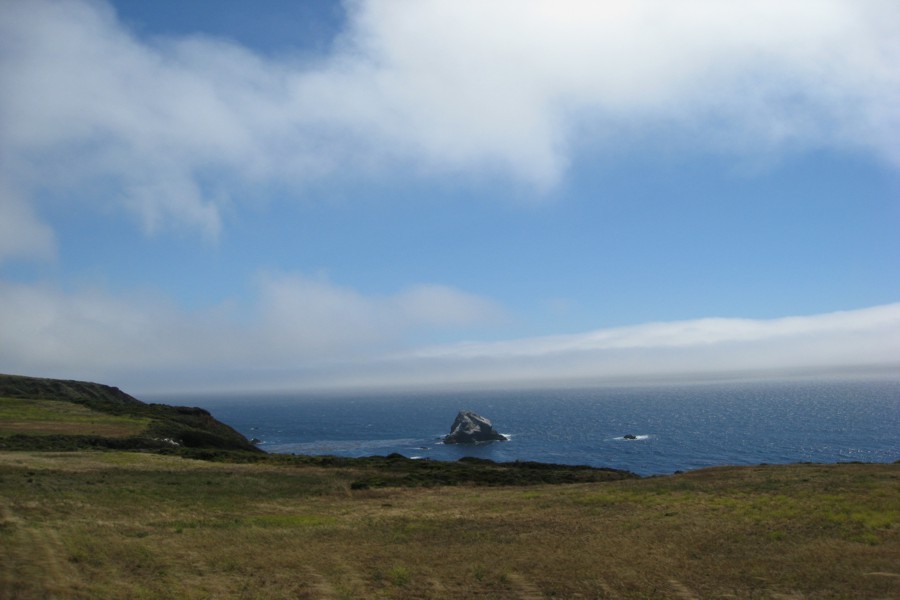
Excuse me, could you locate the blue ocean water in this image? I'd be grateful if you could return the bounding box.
[171,379,899,476]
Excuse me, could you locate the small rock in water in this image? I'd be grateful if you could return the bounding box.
[623,434,637,440]
[443,410,508,444]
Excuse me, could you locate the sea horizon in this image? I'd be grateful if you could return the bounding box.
[153,377,900,477]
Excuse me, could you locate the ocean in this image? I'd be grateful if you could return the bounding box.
[169,378,899,476]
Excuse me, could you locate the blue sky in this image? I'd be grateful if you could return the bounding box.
[1,0,898,393]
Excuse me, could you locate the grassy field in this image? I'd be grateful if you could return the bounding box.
[1,451,897,599]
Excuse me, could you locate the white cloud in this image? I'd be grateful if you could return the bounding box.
[254,273,505,359]
[0,183,56,263]
[0,281,238,375]
[365,303,900,389]
[0,275,896,391]
[410,304,900,358]
[0,274,505,386]
[1,0,899,243]
[269,0,900,181]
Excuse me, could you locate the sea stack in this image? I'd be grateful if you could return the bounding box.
[443,410,508,444]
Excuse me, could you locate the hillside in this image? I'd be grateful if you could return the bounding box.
[0,374,260,453]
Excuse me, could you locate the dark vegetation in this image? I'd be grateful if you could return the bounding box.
[314,454,635,488]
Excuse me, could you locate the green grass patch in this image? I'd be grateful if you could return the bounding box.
[0,397,150,437]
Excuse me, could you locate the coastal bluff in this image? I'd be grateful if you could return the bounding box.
[0,373,260,452]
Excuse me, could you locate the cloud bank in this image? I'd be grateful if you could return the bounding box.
[2,0,899,258]
[390,303,900,388]
[1,275,896,392]
[0,273,502,379]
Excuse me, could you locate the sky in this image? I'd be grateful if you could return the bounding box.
[1,0,899,394]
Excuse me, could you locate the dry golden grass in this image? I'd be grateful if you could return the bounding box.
[1,451,897,599]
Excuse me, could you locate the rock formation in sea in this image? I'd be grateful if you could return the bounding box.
[443,410,508,444]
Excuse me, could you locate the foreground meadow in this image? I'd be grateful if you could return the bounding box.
[0,451,897,599]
